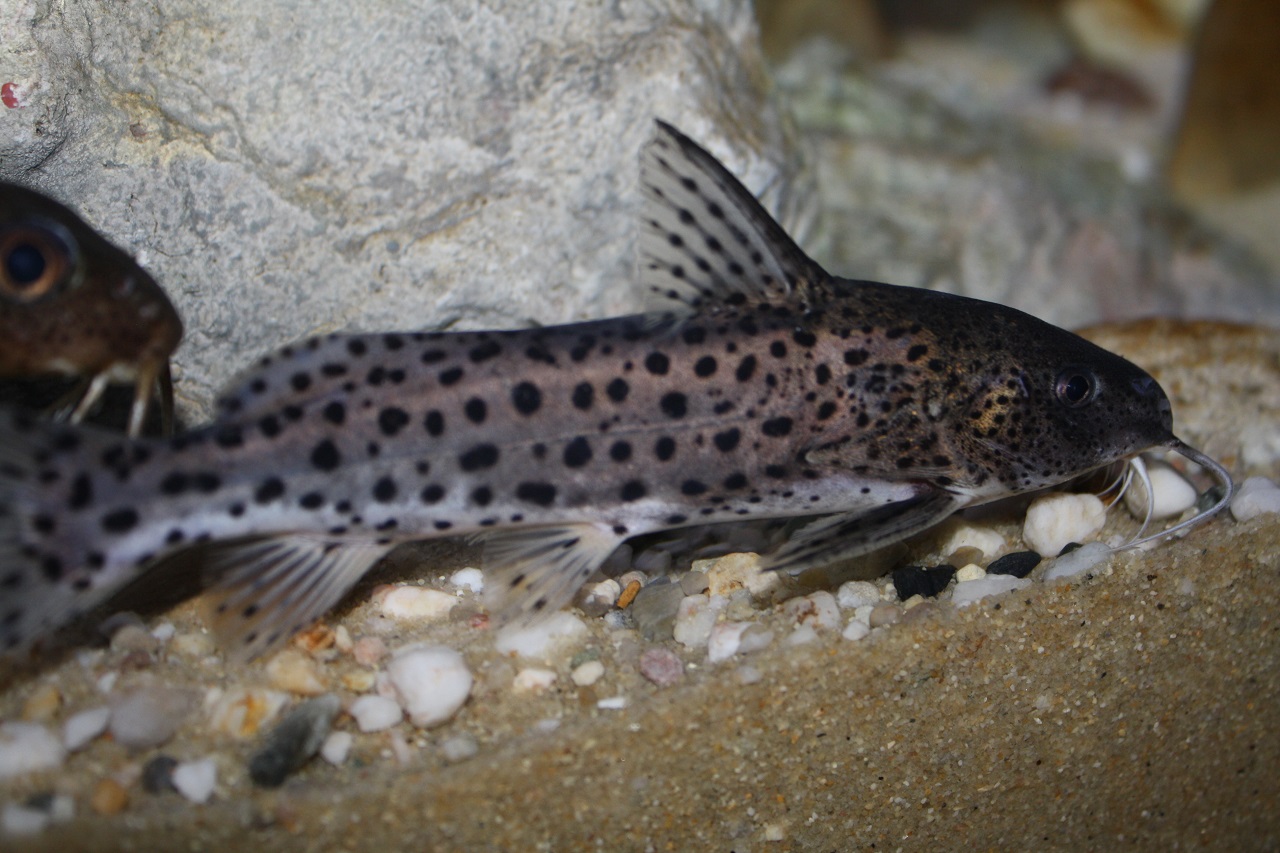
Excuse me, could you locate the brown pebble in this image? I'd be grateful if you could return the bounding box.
[868,603,901,629]
[90,778,130,816]
[616,580,643,610]
[293,622,336,654]
[21,684,61,721]
[947,547,984,568]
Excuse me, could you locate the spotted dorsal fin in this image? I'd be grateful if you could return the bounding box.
[638,121,826,315]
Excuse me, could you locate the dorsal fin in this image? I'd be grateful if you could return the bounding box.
[638,121,826,314]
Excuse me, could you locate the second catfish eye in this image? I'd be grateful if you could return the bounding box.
[0,222,77,303]
[1053,366,1099,408]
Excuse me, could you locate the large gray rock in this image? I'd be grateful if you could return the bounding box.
[1,0,803,420]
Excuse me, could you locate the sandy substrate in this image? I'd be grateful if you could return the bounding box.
[1,321,1276,852]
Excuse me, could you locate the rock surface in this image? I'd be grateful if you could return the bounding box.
[0,0,799,421]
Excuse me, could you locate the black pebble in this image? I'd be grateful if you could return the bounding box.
[892,564,956,600]
[248,695,340,788]
[987,550,1042,578]
[142,755,179,793]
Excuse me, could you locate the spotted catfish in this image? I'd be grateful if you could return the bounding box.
[0,122,1231,660]
[0,182,182,436]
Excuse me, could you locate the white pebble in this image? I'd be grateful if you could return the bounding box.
[702,552,781,599]
[2,803,49,836]
[782,591,841,631]
[596,696,628,710]
[955,563,986,582]
[493,611,588,660]
[376,585,458,621]
[576,578,622,616]
[349,695,403,732]
[1042,541,1113,582]
[936,521,1006,560]
[707,622,749,663]
[737,665,763,684]
[1231,476,1280,522]
[265,649,328,695]
[836,580,880,610]
[673,594,725,649]
[785,625,818,646]
[0,723,65,780]
[738,624,774,654]
[449,567,485,593]
[150,622,176,642]
[571,660,605,686]
[1124,461,1198,520]
[512,667,558,693]
[62,707,111,752]
[1022,493,1106,556]
[172,757,217,804]
[207,688,289,739]
[110,687,198,749]
[386,644,473,728]
[951,575,1032,606]
[440,733,479,763]
[841,620,870,642]
[320,731,353,765]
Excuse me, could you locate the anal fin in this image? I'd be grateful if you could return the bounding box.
[762,490,961,574]
[200,534,394,663]
[478,524,625,626]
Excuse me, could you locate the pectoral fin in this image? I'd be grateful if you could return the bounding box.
[200,534,394,662]
[761,490,962,574]
[478,524,625,626]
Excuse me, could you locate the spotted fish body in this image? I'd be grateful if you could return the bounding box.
[0,182,182,436]
[0,123,1221,660]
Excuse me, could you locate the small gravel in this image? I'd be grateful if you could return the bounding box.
[248,694,341,787]
[0,723,65,779]
[1124,460,1198,520]
[1022,493,1107,556]
[349,695,402,733]
[1231,476,1280,522]
[62,707,111,752]
[109,687,198,750]
[386,645,473,728]
[171,758,217,804]
[987,550,1043,578]
[1042,541,1114,581]
[951,575,1033,606]
[891,565,957,599]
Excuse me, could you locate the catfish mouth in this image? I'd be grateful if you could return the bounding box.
[1116,436,1235,551]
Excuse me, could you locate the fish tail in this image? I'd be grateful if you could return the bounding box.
[0,409,141,655]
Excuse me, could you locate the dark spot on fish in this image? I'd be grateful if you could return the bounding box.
[378,407,410,437]
[516,482,557,507]
[606,378,629,402]
[255,477,285,504]
[620,480,647,501]
[311,440,341,472]
[102,508,139,533]
[424,410,445,436]
[563,437,592,468]
[460,444,500,471]
[372,477,397,503]
[572,383,594,411]
[512,382,542,416]
[661,392,688,419]
[464,398,487,424]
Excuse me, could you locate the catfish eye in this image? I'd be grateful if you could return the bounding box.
[0,224,74,302]
[1054,368,1097,407]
